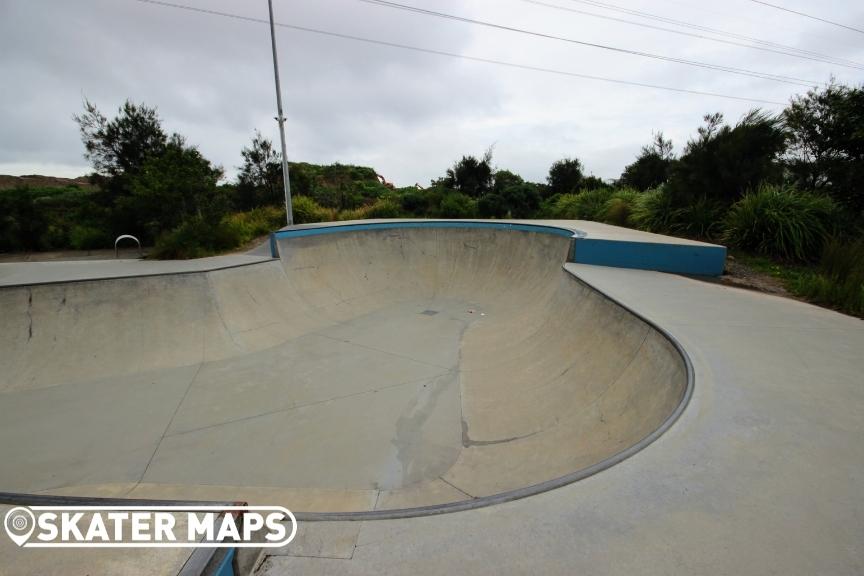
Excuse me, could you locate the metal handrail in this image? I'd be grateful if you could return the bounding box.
[114,234,142,258]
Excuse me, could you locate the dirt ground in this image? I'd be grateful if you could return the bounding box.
[716,255,791,296]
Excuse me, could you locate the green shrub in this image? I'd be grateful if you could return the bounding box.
[151,218,243,259]
[603,188,639,226]
[337,206,369,221]
[548,194,580,219]
[535,194,561,218]
[364,198,402,219]
[69,225,111,250]
[547,188,613,221]
[400,191,430,216]
[40,224,68,250]
[671,198,725,240]
[227,206,285,234]
[791,237,864,316]
[438,192,477,218]
[631,187,677,233]
[478,194,508,218]
[723,185,837,261]
[292,195,333,224]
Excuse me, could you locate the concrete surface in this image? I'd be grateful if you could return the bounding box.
[0,226,687,516]
[0,504,221,576]
[258,263,864,576]
[0,254,271,286]
[2,219,861,575]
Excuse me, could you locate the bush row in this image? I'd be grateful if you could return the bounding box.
[542,184,845,264]
[151,206,285,259]
[791,238,864,317]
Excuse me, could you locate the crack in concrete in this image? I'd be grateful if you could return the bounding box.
[163,371,451,439]
[439,476,474,499]
[26,288,33,341]
[460,419,540,447]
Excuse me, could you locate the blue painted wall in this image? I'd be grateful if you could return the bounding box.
[571,238,727,276]
[212,547,235,576]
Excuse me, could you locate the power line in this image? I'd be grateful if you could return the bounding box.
[746,0,864,35]
[358,0,818,87]
[129,0,787,105]
[521,0,864,71]
[561,0,864,70]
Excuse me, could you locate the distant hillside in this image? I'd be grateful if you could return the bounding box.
[0,174,94,190]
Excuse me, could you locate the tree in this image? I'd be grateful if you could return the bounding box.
[478,194,508,218]
[439,191,477,218]
[442,149,494,197]
[74,98,225,240]
[0,188,46,251]
[481,169,540,218]
[129,135,225,238]
[581,175,608,191]
[236,131,283,210]
[504,182,541,218]
[784,82,864,215]
[74,99,167,179]
[547,158,584,196]
[666,111,786,205]
[478,182,540,219]
[492,169,523,194]
[619,132,674,191]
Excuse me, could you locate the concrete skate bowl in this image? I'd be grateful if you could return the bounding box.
[0,222,691,518]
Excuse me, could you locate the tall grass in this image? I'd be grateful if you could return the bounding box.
[151,218,243,259]
[603,188,639,226]
[362,198,403,219]
[723,184,837,261]
[670,198,725,240]
[549,188,613,221]
[293,195,336,224]
[791,237,864,316]
[294,195,404,223]
[152,206,285,259]
[631,187,677,233]
[225,206,285,240]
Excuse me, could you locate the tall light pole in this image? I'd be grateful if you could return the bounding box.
[267,0,293,226]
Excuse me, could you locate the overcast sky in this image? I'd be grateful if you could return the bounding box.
[1,0,862,186]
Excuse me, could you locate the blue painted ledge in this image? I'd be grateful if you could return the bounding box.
[271,221,726,276]
[570,237,726,277]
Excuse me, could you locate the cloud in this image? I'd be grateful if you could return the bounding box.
[1,0,863,185]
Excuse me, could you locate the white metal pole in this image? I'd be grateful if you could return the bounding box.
[267,0,293,226]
